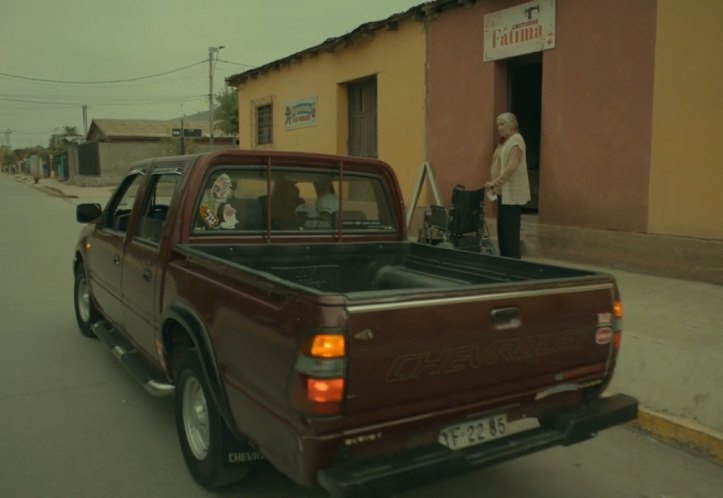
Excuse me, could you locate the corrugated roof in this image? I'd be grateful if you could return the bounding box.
[88,119,230,140]
[226,0,465,86]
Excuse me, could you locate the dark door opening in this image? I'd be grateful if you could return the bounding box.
[347,77,377,158]
[507,53,542,213]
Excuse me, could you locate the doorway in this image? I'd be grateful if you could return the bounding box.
[347,76,377,158]
[507,53,542,213]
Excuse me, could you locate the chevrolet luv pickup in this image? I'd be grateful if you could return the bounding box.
[73,149,637,497]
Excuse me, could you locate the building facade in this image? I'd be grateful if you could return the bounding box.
[68,119,234,185]
[227,0,723,280]
[230,14,426,211]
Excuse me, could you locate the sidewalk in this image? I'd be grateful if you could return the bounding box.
[15,174,115,205]
[529,257,723,464]
[17,174,723,464]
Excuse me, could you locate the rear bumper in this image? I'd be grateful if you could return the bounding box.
[318,393,638,498]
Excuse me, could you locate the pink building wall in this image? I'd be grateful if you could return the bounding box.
[426,0,656,231]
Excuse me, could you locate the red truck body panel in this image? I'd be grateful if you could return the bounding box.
[75,149,636,494]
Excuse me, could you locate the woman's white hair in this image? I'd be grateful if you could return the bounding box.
[496,112,519,130]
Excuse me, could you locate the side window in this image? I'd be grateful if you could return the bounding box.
[108,174,145,232]
[135,173,181,245]
[193,168,267,234]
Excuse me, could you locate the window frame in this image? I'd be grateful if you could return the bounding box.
[133,169,183,247]
[103,171,145,234]
[189,165,397,237]
[252,96,274,147]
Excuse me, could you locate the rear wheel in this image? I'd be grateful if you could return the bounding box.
[174,350,254,489]
[73,264,99,338]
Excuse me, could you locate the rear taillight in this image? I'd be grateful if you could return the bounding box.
[306,334,345,358]
[291,332,346,415]
[306,378,345,403]
[613,330,622,351]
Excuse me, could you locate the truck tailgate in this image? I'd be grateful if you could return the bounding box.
[344,282,617,414]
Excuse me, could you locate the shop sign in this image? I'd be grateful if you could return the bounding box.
[284,96,317,130]
[484,0,556,62]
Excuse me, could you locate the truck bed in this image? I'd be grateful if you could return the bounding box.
[176,240,618,421]
[177,242,605,299]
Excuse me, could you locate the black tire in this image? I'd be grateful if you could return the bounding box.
[174,350,254,489]
[73,264,100,338]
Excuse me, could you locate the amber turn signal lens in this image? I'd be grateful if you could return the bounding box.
[306,378,344,403]
[310,335,345,358]
[613,300,623,318]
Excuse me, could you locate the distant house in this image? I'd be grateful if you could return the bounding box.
[68,118,234,185]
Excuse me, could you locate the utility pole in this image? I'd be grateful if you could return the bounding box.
[3,129,11,147]
[208,45,224,147]
[82,105,88,139]
[180,117,185,155]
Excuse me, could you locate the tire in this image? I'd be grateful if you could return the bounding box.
[74,264,100,338]
[174,350,255,489]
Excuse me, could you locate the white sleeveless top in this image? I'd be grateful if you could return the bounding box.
[499,133,531,206]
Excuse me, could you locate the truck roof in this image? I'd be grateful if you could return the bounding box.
[128,149,395,176]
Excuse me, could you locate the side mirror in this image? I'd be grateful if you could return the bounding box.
[76,203,103,223]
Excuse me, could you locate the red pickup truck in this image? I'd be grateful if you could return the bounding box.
[73,149,637,497]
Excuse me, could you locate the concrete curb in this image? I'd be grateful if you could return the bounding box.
[40,185,77,198]
[12,176,79,199]
[631,407,723,465]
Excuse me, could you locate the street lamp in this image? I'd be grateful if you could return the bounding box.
[208,45,225,147]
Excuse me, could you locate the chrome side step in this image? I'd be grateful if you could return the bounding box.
[91,321,175,397]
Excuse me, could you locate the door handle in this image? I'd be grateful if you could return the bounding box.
[113,255,120,266]
[491,307,521,330]
[142,269,152,282]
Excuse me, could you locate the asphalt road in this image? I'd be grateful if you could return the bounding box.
[1,174,721,498]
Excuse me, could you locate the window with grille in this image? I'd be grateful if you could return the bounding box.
[256,103,273,145]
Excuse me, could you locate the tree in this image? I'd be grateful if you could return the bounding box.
[215,88,239,143]
[62,126,80,137]
[48,125,82,150]
[1,146,17,168]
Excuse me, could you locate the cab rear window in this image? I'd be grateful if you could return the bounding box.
[191,166,396,235]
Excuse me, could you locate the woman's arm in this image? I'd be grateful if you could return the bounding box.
[489,145,522,187]
[485,146,503,189]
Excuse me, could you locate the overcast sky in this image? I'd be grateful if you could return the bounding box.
[0,0,424,149]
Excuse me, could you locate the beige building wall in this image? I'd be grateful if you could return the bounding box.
[648,0,723,239]
[235,20,426,203]
[98,142,173,183]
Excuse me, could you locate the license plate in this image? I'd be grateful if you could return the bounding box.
[438,413,509,450]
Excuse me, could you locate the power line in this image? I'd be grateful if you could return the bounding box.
[0,93,206,102]
[0,60,207,85]
[7,129,57,136]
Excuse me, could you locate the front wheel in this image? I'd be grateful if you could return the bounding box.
[174,350,255,489]
[73,264,100,338]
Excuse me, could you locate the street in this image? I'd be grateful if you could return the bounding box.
[1,173,721,498]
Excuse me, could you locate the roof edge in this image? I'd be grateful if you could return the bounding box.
[225,0,466,86]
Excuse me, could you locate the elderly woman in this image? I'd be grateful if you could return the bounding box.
[485,112,531,259]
